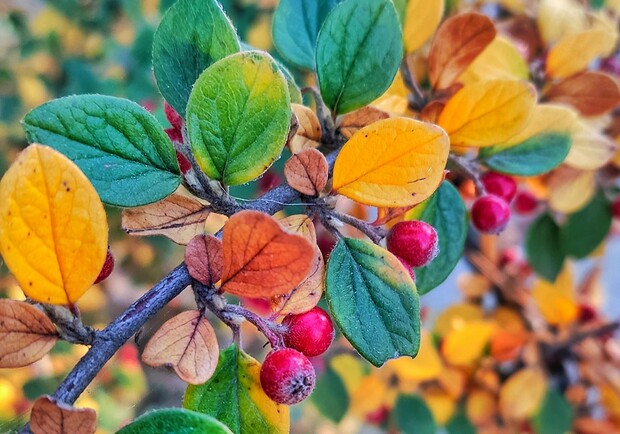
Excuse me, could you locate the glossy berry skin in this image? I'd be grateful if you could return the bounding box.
[94,248,114,284]
[481,172,517,203]
[386,221,439,268]
[471,195,511,234]
[514,191,539,215]
[260,348,316,405]
[612,198,620,219]
[283,307,334,357]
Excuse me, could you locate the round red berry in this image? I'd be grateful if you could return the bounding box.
[283,307,334,357]
[94,248,114,284]
[471,195,511,234]
[513,190,539,215]
[386,221,439,268]
[164,101,183,130]
[481,172,517,203]
[260,348,316,405]
[612,198,620,219]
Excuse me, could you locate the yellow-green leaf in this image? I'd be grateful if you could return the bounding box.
[403,0,444,53]
[501,104,577,148]
[437,80,536,147]
[458,36,529,85]
[0,144,108,304]
[332,118,449,207]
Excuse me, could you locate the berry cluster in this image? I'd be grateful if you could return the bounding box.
[472,172,517,234]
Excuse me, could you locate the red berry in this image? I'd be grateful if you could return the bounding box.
[578,304,598,324]
[397,256,416,282]
[164,101,183,130]
[514,190,539,215]
[366,406,390,425]
[94,248,114,284]
[471,195,511,234]
[481,172,517,203]
[175,150,192,175]
[386,221,439,268]
[612,198,620,219]
[283,307,334,357]
[260,348,316,405]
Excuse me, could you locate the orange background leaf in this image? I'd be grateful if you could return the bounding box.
[545,71,620,117]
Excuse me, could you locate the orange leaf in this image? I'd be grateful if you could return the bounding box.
[0,299,58,368]
[289,104,321,154]
[428,12,496,90]
[337,106,390,139]
[545,71,620,117]
[284,148,328,196]
[490,329,528,362]
[372,206,414,226]
[220,210,314,298]
[142,310,219,385]
[31,396,96,434]
[184,234,223,287]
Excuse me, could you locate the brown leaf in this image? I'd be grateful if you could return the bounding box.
[498,14,543,61]
[289,104,321,154]
[284,148,329,196]
[122,193,210,245]
[428,12,496,90]
[31,396,96,434]
[545,71,620,117]
[185,234,223,286]
[220,210,314,298]
[279,215,317,244]
[0,299,57,368]
[419,100,446,124]
[142,310,219,385]
[337,106,390,139]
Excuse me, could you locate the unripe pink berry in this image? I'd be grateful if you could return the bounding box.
[471,195,511,234]
[481,172,517,203]
[283,307,334,357]
[386,221,439,268]
[260,348,316,405]
[164,101,183,130]
[514,191,539,215]
[94,248,114,284]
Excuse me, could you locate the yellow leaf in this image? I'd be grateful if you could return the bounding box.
[289,104,321,154]
[329,353,366,394]
[433,303,484,337]
[536,0,587,44]
[442,320,495,367]
[532,265,578,326]
[0,145,108,304]
[500,104,578,148]
[350,374,389,416]
[16,75,51,110]
[437,80,536,147]
[499,367,547,421]
[332,118,449,207]
[459,36,529,86]
[372,70,409,115]
[466,388,497,426]
[546,29,617,79]
[385,331,442,382]
[403,0,444,53]
[564,122,618,170]
[423,390,455,425]
[548,167,596,214]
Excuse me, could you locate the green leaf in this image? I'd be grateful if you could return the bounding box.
[316,0,403,114]
[394,395,436,434]
[560,190,612,259]
[446,411,476,434]
[152,0,240,116]
[479,133,571,176]
[310,366,349,423]
[532,390,573,434]
[406,182,467,294]
[116,409,233,434]
[184,344,289,434]
[187,51,292,186]
[22,95,181,207]
[272,0,340,70]
[325,238,420,367]
[526,213,565,282]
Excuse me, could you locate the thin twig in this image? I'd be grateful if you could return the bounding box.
[328,210,386,244]
[222,304,286,349]
[400,57,426,110]
[447,154,486,195]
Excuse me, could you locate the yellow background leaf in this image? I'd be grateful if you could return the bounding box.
[536,0,586,44]
[434,303,484,337]
[499,367,547,421]
[0,144,108,304]
[384,331,442,382]
[423,390,455,425]
[332,118,449,207]
[437,80,536,147]
[532,265,578,326]
[442,320,495,366]
[564,122,618,170]
[548,167,596,214]
[501,104,577,148]
[403,0,444,53]
[371,70,409,115]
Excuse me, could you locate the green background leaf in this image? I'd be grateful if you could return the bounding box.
[187,51,291,185]
[480,133,571,176]
[406,182,467,294]
[152,0,240,116]
[532,390,573,434]
[326,237,420,367]
[310,366,349,423]
[315,0,403,114]
[394,395,436,434]
[446,411,476,434]
[116,408,233,434]
[22,95,181,207]
[526,213,565,282]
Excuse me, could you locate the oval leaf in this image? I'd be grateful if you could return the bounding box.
[316,0,403,114]
[0,300,58,368]
[117,409,233,434]
[185,234,224,287]
[526,213,565,282]
[152,0,240,116]
[0,145,108,304]
[142,310,219,385]
[332,118,450,207]
[284,148,328,196]
[289,104,322,154]
[403,0,444,53]
[458,36,529,85]
[326,237,421,367]
[337,106,390,139]
[532,390,573,434]
[220,211,314,298]
[22,95,181,207]
[499,368,547,421]
[187,51,291,186]
[184,344,289,434]
[546,29,616,79]
[31,396,96,434]
[428,12,496,90]
[545,71,620,117]
[395,395,437,434]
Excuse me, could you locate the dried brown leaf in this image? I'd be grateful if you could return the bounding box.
[31,396,96,434]
[142,310,219,385]
[284,148,329,196]
[0,299,57,368]
[185,234,223,286]
[289,104,321,154]
[122,193,210,245]
[545,71,620,117]
[337,106,390,139]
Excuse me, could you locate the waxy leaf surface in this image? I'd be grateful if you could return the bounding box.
[117,409,233,434]
[0,145,108,304]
